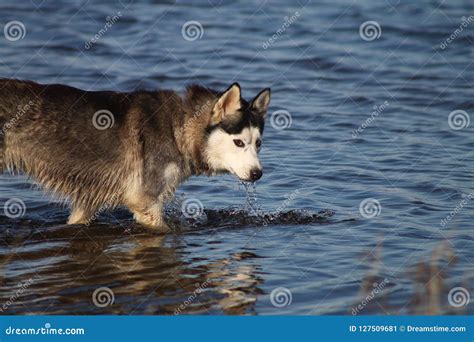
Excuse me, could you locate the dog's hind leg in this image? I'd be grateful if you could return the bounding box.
[67,206,96,225]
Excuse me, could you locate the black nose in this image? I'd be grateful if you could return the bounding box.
[250,169,263,182]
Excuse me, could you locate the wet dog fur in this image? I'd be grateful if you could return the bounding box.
[0,79,270,229]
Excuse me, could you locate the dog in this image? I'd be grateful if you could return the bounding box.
[0,79,270,229]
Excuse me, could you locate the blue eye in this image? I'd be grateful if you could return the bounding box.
[233,139,245,148]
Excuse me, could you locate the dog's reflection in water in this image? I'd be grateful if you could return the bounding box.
[0,221,264,314]
[113,233,264,315]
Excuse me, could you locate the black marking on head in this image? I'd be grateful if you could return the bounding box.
[206,99,265,135]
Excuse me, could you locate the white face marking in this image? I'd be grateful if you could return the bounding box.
[205,126,262,181]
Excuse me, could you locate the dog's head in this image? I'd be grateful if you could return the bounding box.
[204,83,271,182]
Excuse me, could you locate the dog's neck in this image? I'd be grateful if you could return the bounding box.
[174,85,218,177]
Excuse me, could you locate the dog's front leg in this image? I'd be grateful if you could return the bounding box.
[125,158,182,230]
[131,198,169,231]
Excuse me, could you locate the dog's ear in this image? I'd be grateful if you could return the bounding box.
[211,83,241,125]
[251,88,271,117]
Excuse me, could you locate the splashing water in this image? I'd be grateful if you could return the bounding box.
[161,182,336,230]
[240,181,262,217]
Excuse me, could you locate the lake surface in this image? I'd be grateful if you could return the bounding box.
[0,0,473,315]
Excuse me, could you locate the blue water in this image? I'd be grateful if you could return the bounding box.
[0,0,473,315]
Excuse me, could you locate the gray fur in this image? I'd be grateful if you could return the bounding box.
[0,79,269,229]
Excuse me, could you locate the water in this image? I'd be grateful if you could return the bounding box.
[0,0,473,315]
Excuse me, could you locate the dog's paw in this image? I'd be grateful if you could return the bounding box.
[133,212,170,232]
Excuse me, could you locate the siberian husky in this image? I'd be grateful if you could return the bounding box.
[0,79,270,229]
